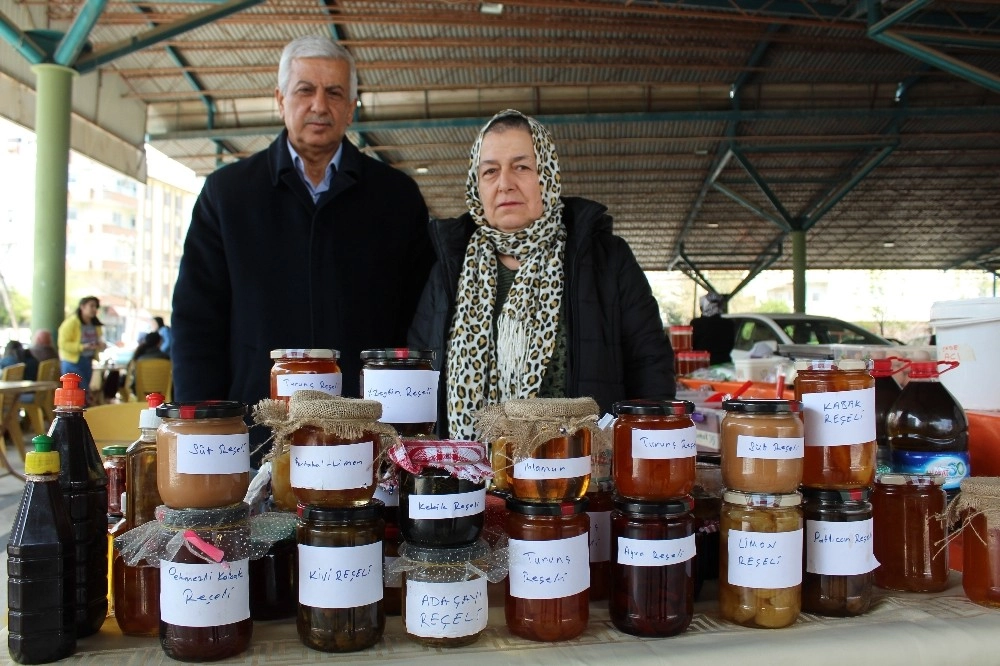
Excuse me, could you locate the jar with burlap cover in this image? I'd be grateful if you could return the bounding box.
[476,397,601,503]
[254,391,400,508]
[949,477,1000,607]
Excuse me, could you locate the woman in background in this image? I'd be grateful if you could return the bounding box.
[57,296,107,399]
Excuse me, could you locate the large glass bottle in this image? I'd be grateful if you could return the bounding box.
[870,357,905,471]
[48,373,108,638]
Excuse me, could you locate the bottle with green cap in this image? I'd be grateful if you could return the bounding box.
[7,435,76,664]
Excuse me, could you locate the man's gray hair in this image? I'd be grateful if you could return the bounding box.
[277,35,357,99]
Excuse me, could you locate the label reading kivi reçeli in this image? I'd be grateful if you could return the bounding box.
[290,443,374,490]
[159,559,250,627]
[175,433,250,475]
[631,426,698,460]
[298,542,383,609]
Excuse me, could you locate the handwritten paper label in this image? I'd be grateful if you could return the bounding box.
[696,428,720,452]
[276,372,342,397]
[806,518,879,575]
[736,435,805,460]
[727,528,803,589]
[175,433,250,475]
[508,533,590,600]
[290,443,374,490]
[159,559,249,627]
[363,369,439,424]
[801,387,875,447]
[617,534,696,567]
[589,510,611,563]
[298,542,383,609]
[385,556,401,589]
[404,577,488,639]
[408,488,486,520]
[632,426,698,460]
[513,456,591,481]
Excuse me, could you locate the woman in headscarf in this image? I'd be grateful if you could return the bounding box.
[691,292,737,366]
[409,109,674,439]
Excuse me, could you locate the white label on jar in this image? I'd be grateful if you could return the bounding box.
[298,542,383,609]
[405,577,488,639]
[727,528,803,589]
[175,433,250,475]
[736,435,805,459]
[408,488,486,520]
[801,387,876,447]
[508,533,590,600]
[806,518,879,575]
[276,372,342,397]
[159,559,250,627]
[589,510,611,563]
[513,456,591,480]
[617,534,696,567]
[290,442,374,490]
[385,555,401,588]
[363,369,439,424]
[631,426,698,459]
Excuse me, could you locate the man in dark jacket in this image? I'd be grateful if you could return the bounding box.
[172,36,432,458]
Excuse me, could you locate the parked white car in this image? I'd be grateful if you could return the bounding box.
[724,313,894,360]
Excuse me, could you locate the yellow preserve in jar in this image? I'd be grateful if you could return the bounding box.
[721,399,804,494]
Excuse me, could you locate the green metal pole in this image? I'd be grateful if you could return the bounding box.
[31,63,77,338]
[792,229,806,313]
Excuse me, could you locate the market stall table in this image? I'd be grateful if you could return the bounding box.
[0,379,59,479]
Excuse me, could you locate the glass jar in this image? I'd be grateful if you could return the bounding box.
[102,445,127,516]
[720,399,804,494]
[669,325,693,352]
[113,547,158,636]
[156,401,250,509]
[158,503,253,661]
[399,467,485,547]
[586,481,614,602]
[612,400,697,500]
[801,487,876,616]
[399,540,490,647]
[296,501,385,652]
[289,425,378,508]
[719,490,803,629]
[249,513,298,621]
[502,431,592,503]
[269,440,296,511]
[360,348,438,438]
[270,349,342,402]
[693,459,723,593]
[794,360,877,489]
[872,473,948,592]
[610,496,695,637]
[958,478,1000,607]
[383,521,402,615]
[505,497,590,642]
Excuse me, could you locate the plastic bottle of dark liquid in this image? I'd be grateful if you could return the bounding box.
[7,435,76,664]
[48,373,108,637]
[871,357,905,472]
[887,361,969,500]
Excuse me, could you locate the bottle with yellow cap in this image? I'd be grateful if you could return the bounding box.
[7,435,76,664]
[48,373,108,638]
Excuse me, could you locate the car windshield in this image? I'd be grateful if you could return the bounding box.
[778,320,886,345]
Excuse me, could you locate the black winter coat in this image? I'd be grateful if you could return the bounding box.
[408,196,675,437]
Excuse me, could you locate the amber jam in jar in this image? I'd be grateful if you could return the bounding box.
[296,501,385,653]
[494,431,592,503]
[269,441,296,511]
[505,497,590,642]
[155,401,250,509]
[872,473,948,592]
[289,425,378,508]
[610,496,695,637]
[719,490,803,629]
[959,478,1000,607]
[669,325,693,352]
[721,399,803,494]
[399,467,485,547]
[612,400,697,500]
[587,481,614,602]
[158,504,253,661]
[794,360,876,489]
[801,487,876,617]
[360,348,438,438]
[270,349,342,402]
[102,445,127,516]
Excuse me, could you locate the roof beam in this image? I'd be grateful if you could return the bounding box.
[0,10,46,64]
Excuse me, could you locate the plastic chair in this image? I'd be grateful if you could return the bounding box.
[1,362,27,465]
[22,357,60,438]
[133,358,172,402]
[84,402,146,447]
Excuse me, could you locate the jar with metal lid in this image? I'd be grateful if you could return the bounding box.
[158,503,253,661]
[675,350,711,376]
[155,401,250,509]
[693,458,722,594]
[587,480,614,602]
[721,399,804,494]
[296,501,385,652]
[478,398,597,503]
[360,348,439,437]
[249,513,298,621]
[505,496,590,641]
[794,360,876,489]
[612,400,697,500]
[719,490,803,629]
[398,540,491,647]
[102,445,127,517]
[955,478,1000,607]
[801,487,876,616]
[610,496,695,637]
[270,349,342,402]
[872,473,948,592]
[669,325,693,352]
[383,521,402,615]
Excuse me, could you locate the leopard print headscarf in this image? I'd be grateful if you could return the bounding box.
[446,109,566,440]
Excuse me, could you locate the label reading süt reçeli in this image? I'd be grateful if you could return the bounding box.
[175,433,250,475]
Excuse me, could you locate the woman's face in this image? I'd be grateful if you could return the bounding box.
[477,127,544,233]
[80,300,98,322]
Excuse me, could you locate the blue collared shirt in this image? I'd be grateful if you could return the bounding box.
[287,140,343,203]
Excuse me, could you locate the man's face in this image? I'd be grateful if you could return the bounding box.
[276,57,355,156]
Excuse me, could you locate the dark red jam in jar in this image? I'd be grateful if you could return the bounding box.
[612,400,697,500]
[399,467,485,547]
[360,348,438,438]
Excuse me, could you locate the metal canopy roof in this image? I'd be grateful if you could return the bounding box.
[7,0,1000,280]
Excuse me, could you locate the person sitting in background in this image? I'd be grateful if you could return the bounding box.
[2,339,38,380]
[152,316,171,354]
[28,330,58,363]
[57,295,107,399]
[128,331,170,396]
[690,292,737,366]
